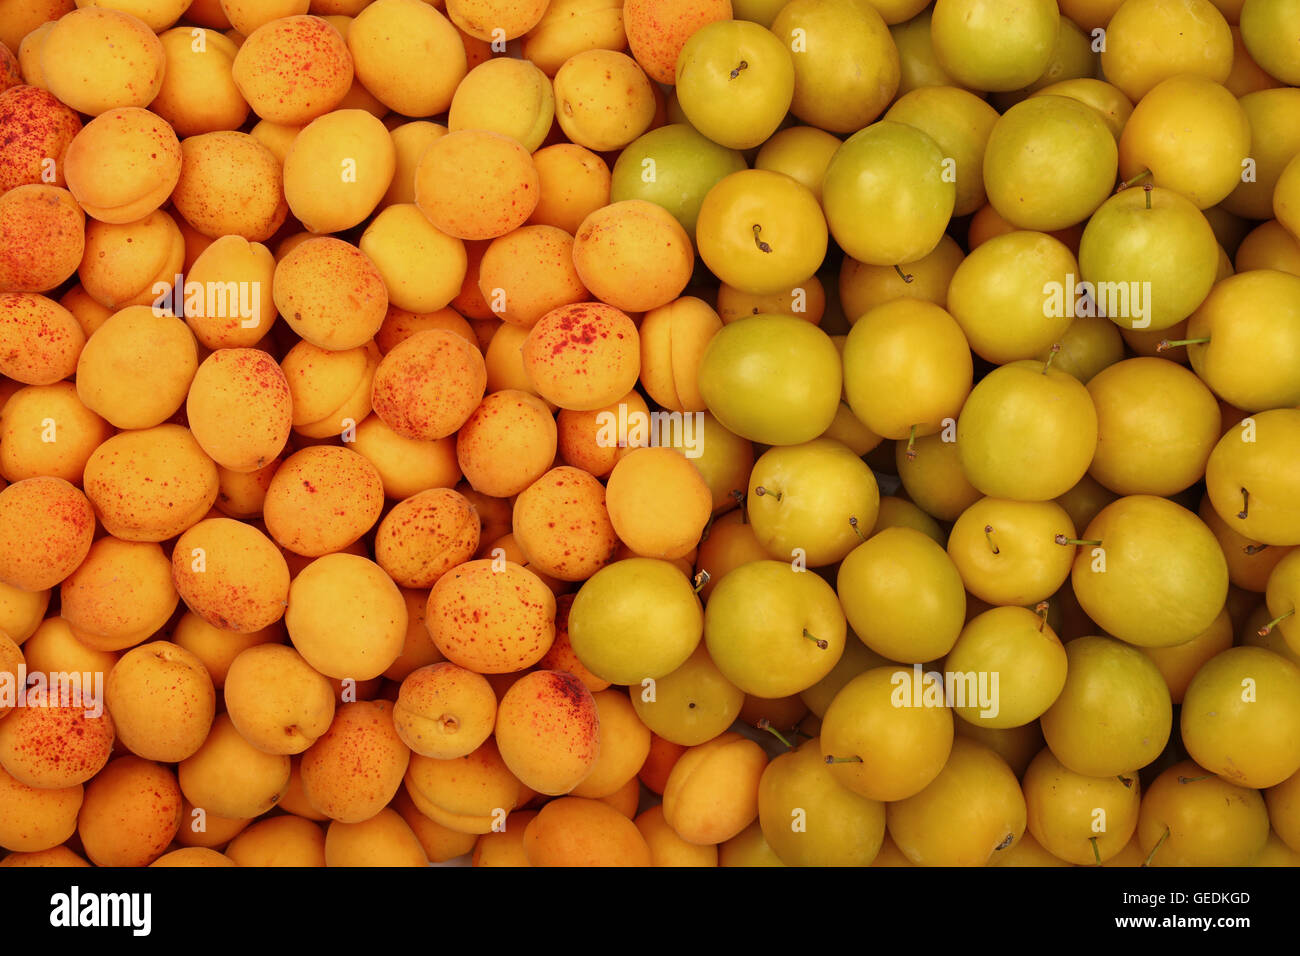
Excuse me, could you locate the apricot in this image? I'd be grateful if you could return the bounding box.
[471,808,538,866]
[219,0,310,35]
[286,553,407,680]
[393,662,496,759]
[496,671,600,795]
[152,27,248,136]
[18,618,118,685]
[639,296,723,412]
[58,286,114,339]
[178,713,291,819]
[359,205,467,315]
[377,306,476,354]
[186,349,293,473]
[572,200,694,312]
[537,595,611,694]
[0,847,90,867]
[172,132,288,242]
[77,756,181,867]
[478,226,588,329]
[383,122,448,208]
[522,0,627,76]
[0,86,81,193]
[374,487,480,589]
[150,847,236,867]
[371,329,487,441]
[172,797,251,849]
[0,765,82,852]
[349,0,466,115]
[75,306,198,429]
[352,414,462,499]
[0,695,114,789]
[263,446,385,556]
[324,808,428,866]
[231,15,352,125]
[296,699,410,822]
[273,237,388,351]
[78,209,185,310]
[512,466,620,581]
[184,236,277,349]
[83,425,219,541]
[281,341,378,442]
[104,641,216,763]
[662,731,768,845]
[225,816,327,867]
[282,109,396,234]
[414,129,540,241]
[523,795,653,865]
[606,447,712,560]
[639,733,688,795]
[0,583,49,646]
[570,688,652,798]
[624,0,731,84]
[60,538,178,652]
[405,737,521,834]
[636,804,719,866]
[0,295,82,388]
[556,389,651,477]
[426,559,557,673]
[456,390,558,498]
[601,772,643,818]
[0,477,93,591]
[449,57,554,151]
[0,186,84,293]
[62,108,181,224]
[529,143,612,235]
[553,49,656,151]
[521,302,640,411]
[173,519,290,634]
[41,8,164,115]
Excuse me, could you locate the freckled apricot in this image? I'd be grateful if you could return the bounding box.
[59,537,178,652]
[186,348,293,474]
[426,559,557,673]
[570,687,652,798]
[371,329,487,441]
[0,293,82,385]
[624,0,732,84]
[83,425,219,542]
[0,186,83,294]
[556,389,651,478]
[172,131,288,242]
[77,756,181,867]
[393,661,497,759]
[0,697,115,790]
[300,699,410,821]
[232,15,353,125]
[172,518,291,634]
[273,237,388,351]
[374,487,481,589]
[41,8,165,116]
[62,107,181,224]
[553,49,656,152]
[75,306,198,429]
[477,225,588,331]
[0,86,81,193]
[522,302,640,411]
[496,670,600,795]
[456,389,558,498]
[377,305,476,354]
[529,143,612,235]
[0,477,94,591]
[78,209,186,311]
[263,446,384,556]
[513,466,620,581]
[105,641,216,763]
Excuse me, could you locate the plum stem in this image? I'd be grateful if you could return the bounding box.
[904,423,918,461]
[1144,182,1153,208]
[752,223,772,253]
[1055,535,1102,546]
[1042,342,1061,373]
[850,515,867,541]
[756,718,793,749]
[1259,608,1295,637]
[1238,487,1250,520]
[729,60,748,79]
[984,524,1000,555]
[1156,337,1210,351]
[1090,837,1102,866]
[1142,826,1170,867]
[802,628,828,650]
[894,264,914,283]
[824,755,863,764]
[1035,601,1049,632]
[1244,543,1269,555]
[754,485,781,502]
[692,570,710,593]
[1118,168,1151,191]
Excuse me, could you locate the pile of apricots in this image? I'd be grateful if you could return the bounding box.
[4,0,1300,869]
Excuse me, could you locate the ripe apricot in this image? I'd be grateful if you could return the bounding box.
[606,447,712,560]
[104,641,216,763]
[78,209,185,310]
[172,132,288,241]
[571,200,694,312]
[62,108,181,224]
[374,487,480,588]
[41,8,165,116]
[59,538,178,651]
[282,109,396,234]
[529,143,612,235]
[414,129,540,241]
[263,446,384,556]
[0,294,83,385]
[496,671,600,795]
[286,553,407,681]
[426,559,557,673]
[0,86,81,193]
[178,713,291,819]
[512,465,620,581]
[523,795,652,865]
[77,757,181,867]
[370,329,487,441]
[75,306,198,429]
[478,225,588,329]
[521,302,640,411]
[0,186,83,294]
[0,477,93,591]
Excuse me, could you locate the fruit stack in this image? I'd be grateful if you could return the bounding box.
[1,0,1300,869]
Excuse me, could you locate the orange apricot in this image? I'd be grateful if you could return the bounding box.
[426,559,557,673]
[0,477,94,591]
[456,389,558,497]
[370,329,487,441]
[521,301,641,411]
[572,200,694,312]
[374,487,481,589]
[414,129,540,241]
